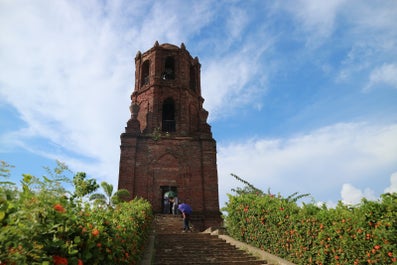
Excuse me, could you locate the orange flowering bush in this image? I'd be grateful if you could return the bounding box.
[91,228,100,237]
[54,203,66,213]
[223,174,397,265]
[0,161,153,265]
[53,255,69,265]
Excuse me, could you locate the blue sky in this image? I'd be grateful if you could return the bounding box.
[1,0,397,208]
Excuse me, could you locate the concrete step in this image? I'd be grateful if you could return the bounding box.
[152,214,268,265]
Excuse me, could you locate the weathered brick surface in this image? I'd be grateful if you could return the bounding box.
[118,42,221,229]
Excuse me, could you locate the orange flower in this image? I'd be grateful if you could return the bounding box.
[78,259,83,265]
[92,228,99,237]
[53,204,66,213]
[53,255,68,265]
[374,245,381,250]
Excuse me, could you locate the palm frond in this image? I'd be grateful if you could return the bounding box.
[101,182,114,198]
[89,193,106,202]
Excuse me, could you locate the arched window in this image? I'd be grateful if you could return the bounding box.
[162,98,176,132]
[162,57,175,80]
[189,65,196,91]
[141,60,150,86]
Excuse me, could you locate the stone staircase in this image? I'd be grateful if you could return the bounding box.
[152,214,269,265]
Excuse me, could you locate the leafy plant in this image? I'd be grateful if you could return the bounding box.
[0,161,153,265]
[0,160,15,186]
[72,172,99,200]
[230,173,264,195]
[89,181,130,207]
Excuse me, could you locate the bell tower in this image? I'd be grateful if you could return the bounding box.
[118,41,221,229]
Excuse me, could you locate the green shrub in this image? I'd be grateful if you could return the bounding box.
[0,161,153,265]
[223,174,397,265]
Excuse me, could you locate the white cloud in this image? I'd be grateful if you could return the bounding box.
[202,42,270,120]
[137,1,215,46]
[337,43,374,82]
[0,1,135,179]
[217,122,397,207]
[341,184,364,205]
[282,0,346,47]
[365,63,397,91]
[0,0,273,188]
[334,2,397,84]
[279,0,397,86]
[340,183,376,205]
[384,172,397,194]
[226,6,249,41]
[0,0,217,184]
[202,54,251,117]
[349,1,397,34]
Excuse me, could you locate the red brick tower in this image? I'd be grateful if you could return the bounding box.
[118,41,221,229]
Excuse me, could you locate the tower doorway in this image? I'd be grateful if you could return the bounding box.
[161,186,177,214]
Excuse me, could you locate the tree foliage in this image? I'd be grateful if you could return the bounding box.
[72,172,99,199]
